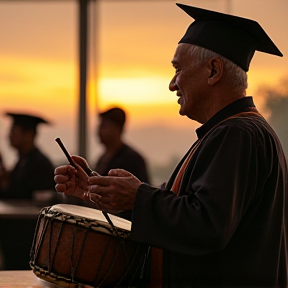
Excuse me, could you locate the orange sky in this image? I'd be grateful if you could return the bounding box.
[0,0,287,171]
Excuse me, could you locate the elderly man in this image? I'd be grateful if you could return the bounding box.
[54,4,287,288]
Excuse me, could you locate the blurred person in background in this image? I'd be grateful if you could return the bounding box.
[54,4,287,288]
[94,107,149,183]
[0,112,56,202]
[0,112,58,270]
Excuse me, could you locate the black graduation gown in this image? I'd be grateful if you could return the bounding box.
[1,147,55,199]
[130,97,288,288]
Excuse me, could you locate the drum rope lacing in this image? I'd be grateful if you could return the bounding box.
[95,237,120,286]
[48,217,65,273]
[30,206,148,288]
[70,222,89,282]
[114,243,146,287]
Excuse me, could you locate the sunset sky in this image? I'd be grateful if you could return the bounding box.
[0,0,287,182]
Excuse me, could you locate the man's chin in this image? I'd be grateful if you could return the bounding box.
[178,106,186,116]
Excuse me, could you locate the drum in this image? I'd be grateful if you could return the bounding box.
[30,204,148,287]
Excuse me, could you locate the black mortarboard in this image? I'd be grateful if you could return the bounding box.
[6,112,49,131]
[176,3,283,72]
[99,107,126,127]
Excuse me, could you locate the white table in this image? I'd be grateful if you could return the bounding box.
[0,270,93,287]
[0,270,61,287]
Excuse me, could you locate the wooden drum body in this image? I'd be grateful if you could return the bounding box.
[30,204,147,287]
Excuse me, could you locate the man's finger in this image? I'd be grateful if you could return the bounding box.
[89,193,101,202]
[55,183,66,193]
[54,165,76,175]
[88,175,112,186]
[54,174,69,184]
[89,184,110,196]
[108,169,132,177]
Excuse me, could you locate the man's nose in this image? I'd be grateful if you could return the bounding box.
[169,75,178,91]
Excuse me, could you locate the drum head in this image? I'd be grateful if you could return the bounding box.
[49,204,131,232]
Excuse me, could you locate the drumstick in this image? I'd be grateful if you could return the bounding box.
[55,137,99,176]
[102,211,119,237]
[55,137,77,169]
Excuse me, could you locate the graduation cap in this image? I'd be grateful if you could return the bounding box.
[176,3,283,72]
[99,107,126,127]
[6,112,49,131]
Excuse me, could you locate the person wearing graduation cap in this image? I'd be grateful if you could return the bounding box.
[54,3,287,287]
[0,113,56,200]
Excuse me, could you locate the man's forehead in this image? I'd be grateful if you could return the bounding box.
[171,43,191,65]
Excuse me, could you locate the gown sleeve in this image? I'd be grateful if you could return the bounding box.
[130,122,269,256]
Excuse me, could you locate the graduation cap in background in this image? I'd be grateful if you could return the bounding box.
[176,3,283,72]
[5,112,50,132]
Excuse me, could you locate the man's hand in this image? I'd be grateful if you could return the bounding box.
[54,155,90,201]
[88,169,142,213]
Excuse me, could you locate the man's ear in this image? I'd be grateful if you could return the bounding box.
[207,57,224,85]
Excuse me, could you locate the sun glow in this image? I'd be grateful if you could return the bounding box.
[97,76,173,106]
[0,55,77,112]
[87,75,189,129]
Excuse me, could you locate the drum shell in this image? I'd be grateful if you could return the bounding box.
[30,206,147,287]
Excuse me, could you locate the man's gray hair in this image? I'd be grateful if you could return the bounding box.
[187,45,248,91]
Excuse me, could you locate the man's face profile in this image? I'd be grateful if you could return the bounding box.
[169,43,209,123]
